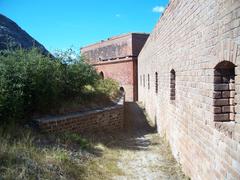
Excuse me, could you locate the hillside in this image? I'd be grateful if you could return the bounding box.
[0,14,49,54]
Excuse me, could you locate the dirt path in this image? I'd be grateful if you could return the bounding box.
[85,102,187,180]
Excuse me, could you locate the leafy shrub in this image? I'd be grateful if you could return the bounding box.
[61,61,99,99]
[0,48,119,124]
[95,78,120,98]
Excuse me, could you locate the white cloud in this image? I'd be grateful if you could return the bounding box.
[152,6,165,13]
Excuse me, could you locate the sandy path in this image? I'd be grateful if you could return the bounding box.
[86,102,187,180]
[111,102,187,180]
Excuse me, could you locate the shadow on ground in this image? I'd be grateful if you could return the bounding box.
[82,102,188,180]
[84,102,158,153]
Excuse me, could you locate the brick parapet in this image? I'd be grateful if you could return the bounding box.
[91,57,136,66]
[36,95,125,134]
[81,33,149,63]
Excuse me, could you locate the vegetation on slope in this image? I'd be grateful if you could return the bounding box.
[0,48,122,179]
[0,124,88,179]
[0,48,120,124]
[0,123,127,179]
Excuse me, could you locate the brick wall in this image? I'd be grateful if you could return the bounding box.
[36,96,125,134]
[81,33,149,63]
[81,33,149,102]
[138,0,240,179]
[132,34,150,57]
[93,58,137,101]
[81,34,132,63]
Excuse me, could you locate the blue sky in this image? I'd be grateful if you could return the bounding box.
[0,0,169,53]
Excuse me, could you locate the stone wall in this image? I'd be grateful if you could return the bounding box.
[138,0,240,179]
[36,96,125,134]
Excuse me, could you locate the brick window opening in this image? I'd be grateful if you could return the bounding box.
[143,74,145,88]
[148,74,150,90]
[214,61,236,122]
[100,71,104,80]
[120,87,125,92]
[155,72,158,94]
[140,75,142,86]
[170,69,176,101]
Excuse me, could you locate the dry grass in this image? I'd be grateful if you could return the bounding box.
[83,145,124,180]
[0,125,124,180]
[0,125,91,179]
[0,102,189,180]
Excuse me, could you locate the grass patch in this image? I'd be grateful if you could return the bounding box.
[151,134,190,179]
[0,125,91,179]
[0,124,124,180]
[83,145,124,180]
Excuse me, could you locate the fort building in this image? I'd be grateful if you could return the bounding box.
[81,33,149,102]
[80,0,240,178]
[138,0,240,179]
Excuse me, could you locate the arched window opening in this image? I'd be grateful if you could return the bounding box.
[120,87,125,92]
[170,69,176,101]
[214,61,236,122]
[100,71,104,80]
[148,74,150,90]
[155,72,158,94]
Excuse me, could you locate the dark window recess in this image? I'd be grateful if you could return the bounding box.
[100,71,104,79]
[148,74,150,90]
[213,61,236,122]
[170,69,176,101]
[155,72,158,94]
[143,75,145,88]
[120,87,125,92]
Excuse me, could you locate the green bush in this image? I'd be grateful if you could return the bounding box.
[0,49,63,121]
[0,48,117,124]
[95,78,120,98]
[61,61,99,98]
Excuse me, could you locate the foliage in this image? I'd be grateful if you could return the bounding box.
[0,48,119,124]
[95,78,120,98]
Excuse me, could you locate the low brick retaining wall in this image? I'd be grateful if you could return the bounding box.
[36,95,125,133]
